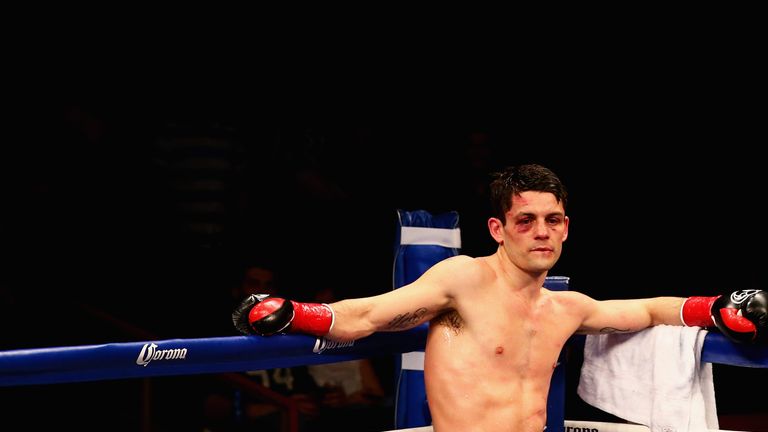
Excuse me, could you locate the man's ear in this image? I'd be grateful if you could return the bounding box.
[488,217,504,244]
[562,215,569,241]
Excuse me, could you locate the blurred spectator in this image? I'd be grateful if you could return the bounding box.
[203,263,323,431]
[306,287,392,432]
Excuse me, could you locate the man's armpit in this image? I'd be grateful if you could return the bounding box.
[432,310,463,335]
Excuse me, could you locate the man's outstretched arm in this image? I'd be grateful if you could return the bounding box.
[577,296,686,335]
[232,255,474,341]
[232,281,451,341]
[577,290,767,344]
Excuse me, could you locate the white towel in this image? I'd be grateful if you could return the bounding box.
[577,325,718,432]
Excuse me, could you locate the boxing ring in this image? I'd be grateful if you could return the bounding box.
[2,210,767,432]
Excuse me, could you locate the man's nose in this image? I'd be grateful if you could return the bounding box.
[533,220,550,238]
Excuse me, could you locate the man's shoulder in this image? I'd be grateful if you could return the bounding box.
[447,253,500,264]
[549,289,594,307]
[440,254,493,271]
[436,254,480,268]
[429,254,493,284]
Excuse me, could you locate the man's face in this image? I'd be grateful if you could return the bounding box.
[502,191,569,274]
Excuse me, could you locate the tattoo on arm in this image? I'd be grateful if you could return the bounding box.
[600,327,631,334]
[386,308,428,330]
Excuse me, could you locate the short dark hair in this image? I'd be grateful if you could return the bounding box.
[489,164,568,222]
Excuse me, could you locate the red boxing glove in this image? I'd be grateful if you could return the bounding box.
[682,290,767,344]
[680,296,718,327]
[232,294,335,337]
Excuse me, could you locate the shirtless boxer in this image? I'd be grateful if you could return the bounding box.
[233,164,767,432]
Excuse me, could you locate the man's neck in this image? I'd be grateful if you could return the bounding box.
[492,249,547,297]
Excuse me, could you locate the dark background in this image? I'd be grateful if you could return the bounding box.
[5,93,765,325]
[1,65,766,431]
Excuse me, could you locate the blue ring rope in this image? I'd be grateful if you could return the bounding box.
[0,326,428,386]
[0,327,764,387]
